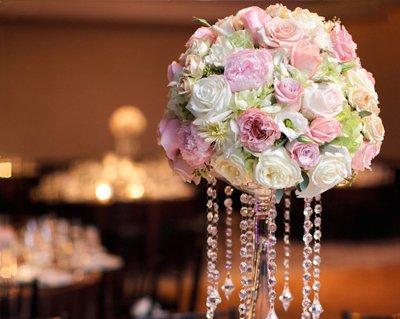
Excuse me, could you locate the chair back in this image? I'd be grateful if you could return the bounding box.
[0,280,38,319]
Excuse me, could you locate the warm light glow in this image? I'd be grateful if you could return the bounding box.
[127,182,144,199]
[95,183,113,202]
[0,162,12,178]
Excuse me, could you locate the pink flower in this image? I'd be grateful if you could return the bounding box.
[224,49,273,92]
[308,117,342,144]
[186,27,217,47]
[274,78,303,111]
[177,122,212,167]
[287,141,320,170]
[237,6,270,41]
[290,39,322,76]
[330,24,357,62]
[167,61,183,83]
[236,108,281,152]
[158,118,181,160]
[351,141,381,172]
[259,17,303,48]
[169,158,201,185]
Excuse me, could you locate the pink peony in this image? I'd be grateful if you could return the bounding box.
[237,6,270,41]
[177,122,212,167]
[169,158,201,185]
[330,24,357,62]
[236,108,281,152]
[259,17,303,48]
[274,78,303,111]
[224,49,273,92]
[351,141,381,172]
[167,61,183,83]
[287,141,320,170]
[158,118,181,160]
[186,27,217,47]
[290,39,322,76]
[308,117,342,144]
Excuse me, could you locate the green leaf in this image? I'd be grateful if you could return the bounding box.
[193,17,211,27]
[299,171,309,191]
[359,110,372,118]
[202,65,224,77]
[275,189,284,204]
[274,135,288,147]
[297,135,315,144]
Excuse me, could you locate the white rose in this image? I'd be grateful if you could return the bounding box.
[362,114,385,143]
[313,26,332,51]
[204,36,235,67]
[302,82,345,119]
[265,4,292,18]
[187,75,232,125]
[254,148,302,189]
[347,87,380,114]
[275,111,309,141]
[212,152,251,187]
[345,68,376,97]
[297,146,352,198]
[188,39,211,57]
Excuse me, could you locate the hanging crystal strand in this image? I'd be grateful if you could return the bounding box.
[206,179,221,319]
[301,198,314,319]
[238,193,253,319]
[266,193,278,319]
[279,189,293,311]
[309,195,323,319]
[245,195,256,313]
[221,185,235,300]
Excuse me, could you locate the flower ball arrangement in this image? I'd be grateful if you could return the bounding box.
[159,4,384,198]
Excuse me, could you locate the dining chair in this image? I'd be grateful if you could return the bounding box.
[0,280,38,319]
[343,311,400,319]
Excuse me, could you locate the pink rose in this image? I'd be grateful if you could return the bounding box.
[287,141,320,170]
[167,61,183,83]
[236,108,281,152]
[158,118,180,160]
[186,27,217,47]
[237,6,270,41]
[169,158,201,185]
[224,49,273,92]
[274,78,303,111]
[259,17,303,48]
[351,141,381,172]
[308,117,342,144]
[330,24,357,62]
[290,39,322,76]
[177,122,212,167]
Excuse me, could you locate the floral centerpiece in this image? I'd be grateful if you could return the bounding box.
[158,4,384,319]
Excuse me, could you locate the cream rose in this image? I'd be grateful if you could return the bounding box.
[212,152,251,187]
[362,114,385,143]
[302,83,345,119]
[254,148,302,189]
[347,87,380,115]
[297,146,352,198]
[184,54,205,79]
[187,75,232,125]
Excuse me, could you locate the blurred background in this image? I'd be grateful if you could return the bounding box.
[0,1,399,319]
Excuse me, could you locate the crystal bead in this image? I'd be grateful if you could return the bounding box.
[302,299,311,308]
[266,308,279,319]
[207,200,213,209]
[206,288,221,308]
[240,248,247,257]
[314,217,321,227]
[304,207,313,217]
[238,303,247,315]
[239,262,248,272]
[279,286,293,311]
[207,212,213,221]
[309,297,323,318]
[226,239,232,248]
[239,289,248,300]
[207,187,213,197]
[303,272,311,281]
[303,234,313,244]
[269,223,277,232]
[221,275,235,299]
[303,286,311,295]
[314,204,322,214]
[224,198,232,207]
[301,312,311,319]
[312,281,320,291]
[213,203,219,211]
[240,207,248,217]
[239,220,248,230]
[224,186,233,196]
[268,276,276,286]
[226,228,232,237]
[269,235,277,246]
[314,230,322,240]
[212,215,219,223]
[303,260,312,269]
[313,256,321,266]
[304,220,313,230]
[240,194,248,204]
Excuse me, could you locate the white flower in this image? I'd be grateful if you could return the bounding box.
[254,148,302,189]
[183,54,205,79]
[302,82,345,119]
[265,4,292,18]
[345,68,376,96]
[204,36,235,67]
[187,75,232,125]
[212,15,238,36]
[212,151,251,187]
[187,39,211,57]
[296,146,352,198]
[275,111,309,141]
[362,114,385,143]
[313,26,332,51]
